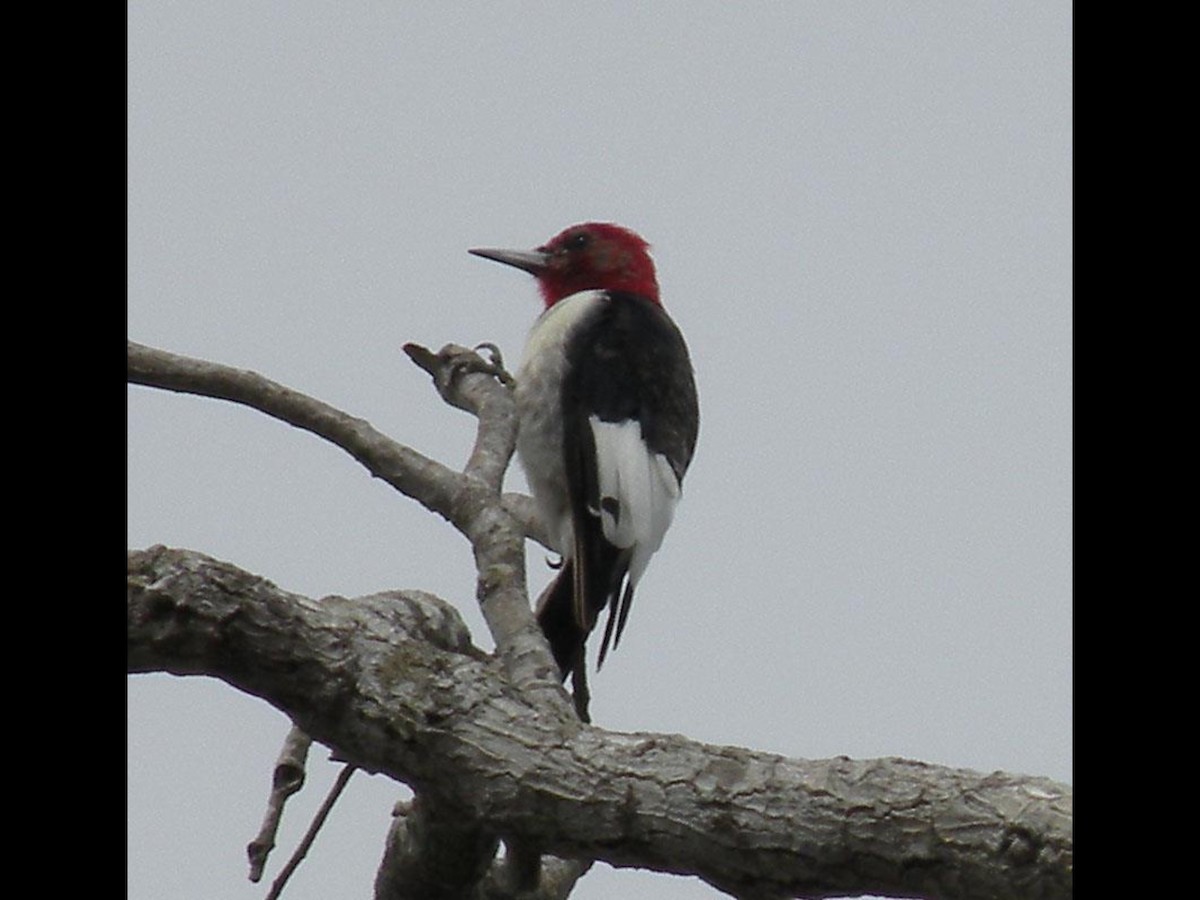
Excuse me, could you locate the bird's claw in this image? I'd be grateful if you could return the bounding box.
[437,342,514,387]
[475,341,505,369]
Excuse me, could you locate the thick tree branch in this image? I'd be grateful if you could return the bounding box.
[129,337,579,894]
[127,339,560,687]
[128,340,1070,898]
[128,546,1072,900]
[376,795,499,900]
[375,801,590,900]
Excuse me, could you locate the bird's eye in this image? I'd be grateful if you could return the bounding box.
[565,232,590,251]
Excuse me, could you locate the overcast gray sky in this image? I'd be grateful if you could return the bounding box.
[128,4,1071,898]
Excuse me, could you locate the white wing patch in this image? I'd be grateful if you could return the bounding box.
[588,417,681,588]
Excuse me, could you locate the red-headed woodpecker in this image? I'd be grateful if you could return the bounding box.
[470,223,699,694]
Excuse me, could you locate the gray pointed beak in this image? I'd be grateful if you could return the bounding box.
[468,246,551,275]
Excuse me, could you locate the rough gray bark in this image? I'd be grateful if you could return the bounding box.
[128,546,1070,900]
[127,340,1072,899]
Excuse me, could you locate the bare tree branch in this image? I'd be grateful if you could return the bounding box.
[394,341,565,700]
[129,337,582,893]
[128,340,465,529]
[128,339,561,687]
[266,763,357,900]
[247,726,314,882]
[128,546,1072,900]
[128,340,1070,898]
[130,336,581,894]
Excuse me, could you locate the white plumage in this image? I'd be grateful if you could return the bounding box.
[514,290,607,557]
[588,417,681,588]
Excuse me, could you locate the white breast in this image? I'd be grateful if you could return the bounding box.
[514,290,607,555]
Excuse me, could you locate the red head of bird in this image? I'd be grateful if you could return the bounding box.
[469,222,660,308]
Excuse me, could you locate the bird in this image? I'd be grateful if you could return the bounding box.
[469,223,699,715]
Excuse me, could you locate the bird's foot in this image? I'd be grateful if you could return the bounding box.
[467,342,516,388]
[403,341,515,409]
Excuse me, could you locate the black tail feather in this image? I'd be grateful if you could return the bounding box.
[536,541,632,681]
[599,580,635,669]
[535,562,587,680]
